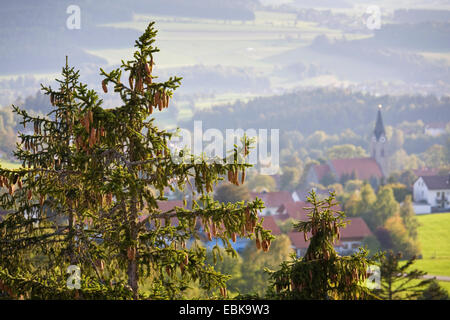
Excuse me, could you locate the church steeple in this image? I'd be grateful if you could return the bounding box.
[371,104,388,176]
[373,104,386,141]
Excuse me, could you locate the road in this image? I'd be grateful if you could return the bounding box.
[423,275,450,282]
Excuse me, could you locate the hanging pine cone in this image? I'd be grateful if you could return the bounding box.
[129,75,134,90]
[127,247,136,261]
[211,222,217,237]
[166,266,172,277]
[255,238,261,250]
[102,80,108,93]
[227,170,233,182]
[179,262,185,274]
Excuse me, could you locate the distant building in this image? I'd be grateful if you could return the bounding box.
[370,106,388,176]
[292,189,329,202]
[305,106,387,187]
[305,158,384,186]
[413,175,450,214]
[413,167,440,178]
[138,200,186,227]
[275,202,310,221]
[249,191,294,216]
[424,122,447,137]
[275,201,342,221]
[261,215,281,235]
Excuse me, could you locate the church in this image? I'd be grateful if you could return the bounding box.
[305,106,388,187]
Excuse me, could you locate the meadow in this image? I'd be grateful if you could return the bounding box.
[414,212,450,278]
[0,159,21,169]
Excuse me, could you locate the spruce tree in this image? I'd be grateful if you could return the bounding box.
[372,186,399,228]
[399,195,419,241]
[266,191,380,300]
[419,280,449,300]
[0,22,273,300]
[378,251,432,300]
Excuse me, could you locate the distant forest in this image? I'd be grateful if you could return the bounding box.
[1,87,449,162]
[393,9,450,24]
[182,88,450,135]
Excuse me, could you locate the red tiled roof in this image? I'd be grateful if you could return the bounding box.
[250,191,294,208]
[330,158,383,180]
[138,200,185,225]
[340,217,372,240]
[275,201,342,221]
[413,168,439,177]
[156,200,184,213]
[261,215,281,235]
[288,217,372,249]
[314,164,331,181]
[275,202,310,221]
[425,122,447,129]
[293,189,330,202]
[288,231,311,249]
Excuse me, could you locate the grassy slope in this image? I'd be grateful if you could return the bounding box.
[414,213,450,277]
[438,281,450,293]
[392,213,450,297]
[95,11,347,70]
[0,159,21,169]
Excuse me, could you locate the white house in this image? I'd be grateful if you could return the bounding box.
[424,123,448,137]
[413,175,450,214]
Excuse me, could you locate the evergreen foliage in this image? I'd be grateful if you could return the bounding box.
[378,251,432,300]
[266,191,380,300]
[0,22,273,300]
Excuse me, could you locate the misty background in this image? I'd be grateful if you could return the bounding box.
[0,0,449,169]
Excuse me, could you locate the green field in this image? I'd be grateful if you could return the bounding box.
[93,10,358,76]
[0,159,21,169]
[438,281,450,293]
[414,213,450,277]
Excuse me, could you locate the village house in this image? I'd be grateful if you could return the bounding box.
[305,107,388,188]
[413,175,450,214]
[274,201,342,221]
[138,200,186,228]
[292,188,330,202]
[260,215,281,235]
[288,217,372,257]
[249,190,294,216]
[306,158,384,186]
[138,196,285,253]
[424,122,448,137]
[413,167,440,178]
